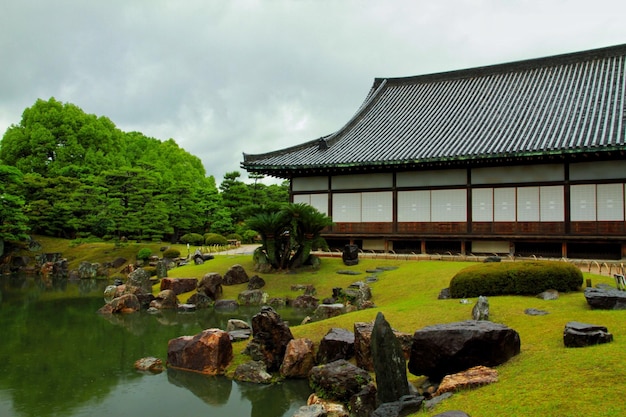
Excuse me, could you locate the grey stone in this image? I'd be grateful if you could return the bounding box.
[371,312,410,404]
[524,308,549,316]
[563,321,613,347]
[472,295,489,320]
[309,359,371,402]
[316,327,355,364]
[372,395,424,417]
[408,320,520,381]
[584,287,626,310]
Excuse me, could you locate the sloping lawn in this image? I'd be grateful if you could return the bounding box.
[168,254,625,417]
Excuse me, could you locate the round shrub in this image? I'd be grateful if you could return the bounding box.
[449,261,583,298]
[204,233,228,246]
[137,248,152,261]
[180,233,204,246]
[162,248,181,259]
[226,233,243,242]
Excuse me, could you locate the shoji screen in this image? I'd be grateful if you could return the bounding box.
[517,187,539,221]
[332,193,361,222]
[472,188,493,222]
[597,184,624,221]
[493,188,516,222]
[570,185,596,221]
[539,186,564,221]
[397,190,431,222]
[431,189,466,222]
[309,193,329,215]
[361,192,393,222]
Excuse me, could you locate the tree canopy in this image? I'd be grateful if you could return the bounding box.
[0,98,289,245]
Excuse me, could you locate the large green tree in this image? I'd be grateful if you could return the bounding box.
[0,165,30,251]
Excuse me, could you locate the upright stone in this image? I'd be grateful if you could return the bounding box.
[371,312,410,404]
[248,306,294,372]
[472,295,489,320]
[342,244,359,266]
[128,268,152,293]
[156,260,168,278]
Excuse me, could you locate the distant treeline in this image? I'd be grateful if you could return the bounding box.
[0,98,288,247]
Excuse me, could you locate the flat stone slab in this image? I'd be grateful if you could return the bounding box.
[563,321,613,347]
[584,287,626,310]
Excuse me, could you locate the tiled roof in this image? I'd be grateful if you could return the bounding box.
[243,44,626,177]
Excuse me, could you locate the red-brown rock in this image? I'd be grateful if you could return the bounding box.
[160,278,198,295]
[435,365,498,395]
[167,328,233,375]
[97,293,141,314]
[280,338,316,378]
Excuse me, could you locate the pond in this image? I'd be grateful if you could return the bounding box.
[0,274,312,417]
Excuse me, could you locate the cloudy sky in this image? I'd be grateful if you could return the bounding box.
[2,0,626,183]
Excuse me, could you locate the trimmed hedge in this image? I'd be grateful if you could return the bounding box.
[204,233,228,246]
[449,261,583,298]
[162,248,181,259]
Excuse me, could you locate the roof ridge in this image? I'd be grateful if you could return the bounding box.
[375,43,626,87]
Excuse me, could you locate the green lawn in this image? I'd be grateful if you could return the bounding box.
[30,238,626,416]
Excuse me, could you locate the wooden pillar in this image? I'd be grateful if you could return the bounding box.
[561,242,568,259]
[621,243,626,259]
[421,239,426,255]
[460,241,466,256]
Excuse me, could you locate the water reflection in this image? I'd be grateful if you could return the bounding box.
[0,274,312,417]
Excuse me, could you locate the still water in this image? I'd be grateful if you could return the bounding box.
[0,275,312,417]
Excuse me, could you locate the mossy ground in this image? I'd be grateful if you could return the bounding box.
[28,237,626,416]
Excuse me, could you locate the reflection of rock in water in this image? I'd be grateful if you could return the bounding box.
[236,379,311,417]
[167,368,232,406]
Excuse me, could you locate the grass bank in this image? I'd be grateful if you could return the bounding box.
[31,237,626,416]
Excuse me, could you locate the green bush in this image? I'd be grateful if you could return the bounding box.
[180,233,204,246]
[204,233,228,246]
[136,248,152,261]
[449,261,583,298]
[226,233,243,242]
[143,266,157,277]
[162,248,181,259]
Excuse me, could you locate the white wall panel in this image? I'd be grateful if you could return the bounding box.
[493,188,516,222]
[332,173,392,190]
[362,191,393,222]
[472,164,563,184]
[570,184,596,221]
[472,188,493,221]
[398,190,431,222]
[570,161,626,181]
[292,176,328,191]
[597,184,624,221]
[332,193,361,222]
[431,189,467,222]
[517,187,539,222]
[540,186,564,221]
[397,169,466,187]
[292,194,310,205]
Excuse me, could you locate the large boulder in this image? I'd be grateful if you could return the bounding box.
[247,275,266,290]
[311,303,346,322]
[78,261,101,279]
[584,287,626,310]
[238,289,268,306]
[563,321,613,347]
[233,360,272,384]
[316,327,355,364]
[97,293,141,314]
[197,272,223,300]
[292,294,319,309]
[160,278,198,295]
[128,268,152,293]
[354,321,412,372]
[371,312,410,404]
[167,328,233,375]
[280,338,316,378]
[223,264,249,285]
[247,306,294,372]
[309,359,372,402]
[408,320,520,381]
[150,289,179,310]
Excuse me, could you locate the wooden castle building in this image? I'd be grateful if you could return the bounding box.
[242,44,626,259]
